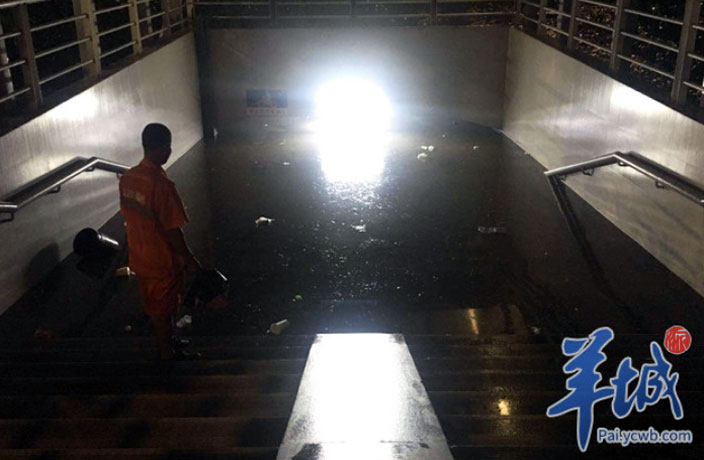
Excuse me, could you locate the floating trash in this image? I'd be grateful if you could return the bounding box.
[530,326,541,335]
[477,226,507,234]
[114,266,134,277]
[124,324,133,333]
[269,319,290,335]
[417,153,429,162]
[428,145,435,152]
[175,315,192,329]
[473,145,480,151]
[293,294,304,302]
[282,161,291,166]
[255,216,274,227]
[420,145,428,150]
[352,224,367,233]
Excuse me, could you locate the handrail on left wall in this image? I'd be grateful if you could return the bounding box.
[0,156,129,223]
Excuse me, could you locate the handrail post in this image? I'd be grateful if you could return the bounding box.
[537,0,546,36]
[72,0,101,76]
[12,4,42,109]
[566,0,577,51]
[186,0,194,24]
[160,0,172,38]
[610,0,630,73]
[128,0,143,54]
[671,0,701,105]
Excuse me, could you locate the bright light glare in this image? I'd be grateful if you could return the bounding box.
[307,335,405,441]
[315,79,391,182]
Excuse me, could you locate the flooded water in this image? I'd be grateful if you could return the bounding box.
[2,119,702,339]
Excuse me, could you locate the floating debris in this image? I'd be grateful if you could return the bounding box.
[175,315,192,329]
[293,294,304,302]
[352,224,367,233]
[477,226,507,234]
[282,161,291,166]
[114,266,134,277]
[530,326,541,335]
[255,216,275,227]
[420,145,428,150]
[473,145,480,151]
[417,153,429,162]
[428,145,435,152]
[124,324,133,333]
[269,319,290,335]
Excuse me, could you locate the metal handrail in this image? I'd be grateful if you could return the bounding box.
[0,157,129,223]
[545,151,704,207]
[545,151,704,329]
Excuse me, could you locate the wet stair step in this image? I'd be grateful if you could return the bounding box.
[0,345,311,363]
[0,374,303,395]
[0,448,279,460]
[0,358,307,378]
[0,393,297,419]
[0,417,288,449]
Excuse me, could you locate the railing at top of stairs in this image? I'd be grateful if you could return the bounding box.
[0,156,129,223]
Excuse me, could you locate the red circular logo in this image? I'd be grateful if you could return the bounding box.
[663,326,692,355]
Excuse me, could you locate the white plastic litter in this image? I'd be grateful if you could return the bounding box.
[473,145,480,151]
[417,153,429,162]
[352,224,367,233]
[255,216,275,227]
[420,145,428,150]
[114,266,134,277]
[428,145,435,152]
[269,319,290,335]
[175,315,192,329]
[477,226,507,234]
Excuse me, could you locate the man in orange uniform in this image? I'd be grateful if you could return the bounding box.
[119,123,199,360]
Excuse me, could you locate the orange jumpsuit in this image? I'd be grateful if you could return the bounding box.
[119,159,188,316]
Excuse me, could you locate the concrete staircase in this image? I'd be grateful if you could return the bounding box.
[0,333,700,459]
[0,335,314,459]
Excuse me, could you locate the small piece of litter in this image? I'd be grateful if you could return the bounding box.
[124,325,132,332]
[473,145,480,150]
[530,326,541,335]
[421,145,428,150]
[352,224,367,233]
[114,266,134,277]
[255,216,274,227]
[175,315,192,329]
[269,319,290,335]
[477,226,507,234]
[282,162,291,166]
[428,145,435,152]
[293,294,304,302]
[417,153,429,162]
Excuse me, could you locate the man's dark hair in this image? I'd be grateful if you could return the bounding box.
[142,123,172,150]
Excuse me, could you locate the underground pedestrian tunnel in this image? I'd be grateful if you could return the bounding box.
[0,2,702,459]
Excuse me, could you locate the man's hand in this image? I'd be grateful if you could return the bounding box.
[164,228,199,273]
